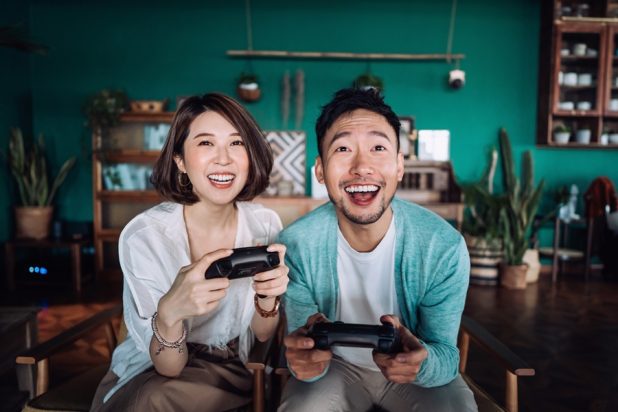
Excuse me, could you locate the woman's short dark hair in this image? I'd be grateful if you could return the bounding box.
[315,88,400,158]
[151,93,273,204]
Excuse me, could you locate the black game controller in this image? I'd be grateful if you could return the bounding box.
[204,246,280,280]
[307,321,401,354]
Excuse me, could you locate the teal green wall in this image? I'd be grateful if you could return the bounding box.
[1,0,616,243]
[0,1,32,242]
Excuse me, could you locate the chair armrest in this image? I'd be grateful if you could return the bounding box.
[459,315,535,377]
[246,334,276,371]
[459,315,534,412]
[15,303,122,398]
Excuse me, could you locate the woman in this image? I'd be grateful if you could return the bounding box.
[91,93,288,411]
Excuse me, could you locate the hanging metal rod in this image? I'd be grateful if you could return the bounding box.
[226,50,465,62]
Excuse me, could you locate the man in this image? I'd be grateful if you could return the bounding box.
[278,88,476,411]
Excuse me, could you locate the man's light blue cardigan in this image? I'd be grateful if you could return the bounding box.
[279,198,470,387]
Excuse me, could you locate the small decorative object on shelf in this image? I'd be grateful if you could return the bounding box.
[130,99,168,113]
[576,128,591,144]
[236,72,261,102]
[553,123,571,144]
[82,89,128,131]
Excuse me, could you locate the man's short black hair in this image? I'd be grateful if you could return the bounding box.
[315,88,401,158]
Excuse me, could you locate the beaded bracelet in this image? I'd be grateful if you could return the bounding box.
[151,312,188,355]
[254,294,281,318]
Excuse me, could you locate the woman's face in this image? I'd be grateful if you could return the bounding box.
[174,111,250,206]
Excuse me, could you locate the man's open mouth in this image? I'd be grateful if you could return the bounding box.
[344,184,380,204]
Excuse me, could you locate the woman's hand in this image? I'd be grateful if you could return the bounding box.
[252,243,289,298]
[156,248,234,331]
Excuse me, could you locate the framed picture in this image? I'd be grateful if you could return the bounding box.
[398,116,416,158]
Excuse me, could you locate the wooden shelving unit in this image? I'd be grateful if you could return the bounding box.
[537,1,618,148]
[92,112,173,276]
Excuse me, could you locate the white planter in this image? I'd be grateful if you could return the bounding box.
[554,132,570,144]
[575,129,591,144]
[523,249,541,283]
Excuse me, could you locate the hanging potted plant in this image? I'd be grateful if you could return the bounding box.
[6,128,76,239]
[236,72,261,102]
[498,128,545,289]
[353,73,384,92]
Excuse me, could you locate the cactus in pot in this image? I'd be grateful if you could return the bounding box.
[498,128,545,267]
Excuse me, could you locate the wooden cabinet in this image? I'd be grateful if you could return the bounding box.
[538,1,618,148]
[92,112,173,276]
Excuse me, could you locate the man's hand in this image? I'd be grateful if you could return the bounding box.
[284,313,333,381]
[372,314,428,384]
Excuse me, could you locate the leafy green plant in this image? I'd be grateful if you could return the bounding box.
[553,123,570,133]
[498,128,545,265]
[461,147,505,249]
[237,72,259,85]
[82,89,128,130]
[7,128,76,206]
[353,73,384,91]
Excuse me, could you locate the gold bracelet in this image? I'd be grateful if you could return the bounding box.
[254,294,281,318]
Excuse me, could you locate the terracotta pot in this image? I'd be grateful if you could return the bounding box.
[15,206,54,240]
[523,249,541,283]
[500,263,529,289]
[236,86,261,102]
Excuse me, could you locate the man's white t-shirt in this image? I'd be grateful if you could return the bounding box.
[334,217,400,371]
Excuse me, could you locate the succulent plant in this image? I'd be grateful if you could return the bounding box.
[7,128,76,206]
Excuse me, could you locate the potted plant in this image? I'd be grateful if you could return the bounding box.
[82,89,128,131]
[353,73,384,92]
[498,128,545,289]
[7,128,76,239]
[575,127,591,144]
[461,147,505,286]
[553,123,571,144]
[236,72,261,102]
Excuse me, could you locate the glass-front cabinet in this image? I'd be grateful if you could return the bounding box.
[538,1,618,148]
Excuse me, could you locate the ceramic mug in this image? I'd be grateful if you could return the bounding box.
[610,133,618,144]
[578,73,592,86]
[559,101,574,110]
[577,101,591,110]
[564,72,578,86]
[573,43,587,56]
[610,99,618,111]
[600,134,609,145]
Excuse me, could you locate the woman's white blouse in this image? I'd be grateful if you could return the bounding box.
[103,201,282,402]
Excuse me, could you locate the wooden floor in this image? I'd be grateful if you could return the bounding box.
[1,270,618,412]
[464,270,618,412]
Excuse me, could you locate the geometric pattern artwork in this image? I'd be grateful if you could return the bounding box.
[265,131,306,196]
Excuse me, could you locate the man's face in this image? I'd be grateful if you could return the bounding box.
[315,109,404,225]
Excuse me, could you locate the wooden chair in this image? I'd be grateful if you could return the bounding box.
[15,304,275,412]
[458,316,535,412]
[273,315,535,412]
